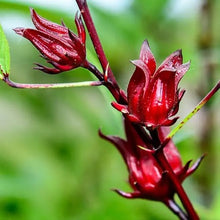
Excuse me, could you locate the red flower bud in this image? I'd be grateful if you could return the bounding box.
[14,9,86,74]
[99,119,203,202]
[112,40,190,128]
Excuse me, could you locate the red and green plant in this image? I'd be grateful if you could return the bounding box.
[0,0,219,219]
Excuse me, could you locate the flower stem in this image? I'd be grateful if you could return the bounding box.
[147,128,199,219]
[3,74,102,89]
[168,80,220,139]
[75,0,122,102]
[156,149,199,220]
[83,60,103,81]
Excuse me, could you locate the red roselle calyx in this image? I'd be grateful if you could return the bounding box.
[112,40,190,129]
[14,8,86,74]
[99,119,203,202]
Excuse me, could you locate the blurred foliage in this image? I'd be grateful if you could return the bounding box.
[0,0,219,219]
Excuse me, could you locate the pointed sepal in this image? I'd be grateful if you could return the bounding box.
[113,189,141,199]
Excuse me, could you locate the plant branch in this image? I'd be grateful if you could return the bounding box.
[168,80,220,139]
[147,127,199,219]
[3,74,102,89]
[155,148,199,220]
[75,0,123,102]
[83,60,103,80]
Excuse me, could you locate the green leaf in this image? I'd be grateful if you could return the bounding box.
[0,24,10,79]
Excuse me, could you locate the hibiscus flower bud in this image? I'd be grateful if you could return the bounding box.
[99,119,203,202]
[112,40,190,128]
[14,8,86,74]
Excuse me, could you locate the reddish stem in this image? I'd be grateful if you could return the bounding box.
[156,150,199,220]
[75,0,122,102]
[151,129,199,220]
[199,80,219,105]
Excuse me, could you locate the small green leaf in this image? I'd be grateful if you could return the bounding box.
[0,24,10,79]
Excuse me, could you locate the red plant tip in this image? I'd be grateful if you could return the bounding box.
[112,40,190,129]
[14,9,86,74]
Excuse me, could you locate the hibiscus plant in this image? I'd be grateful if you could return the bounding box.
[0,0,219,219]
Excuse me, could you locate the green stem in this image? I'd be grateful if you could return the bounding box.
[3,74,102,89]
[168,81,220,139]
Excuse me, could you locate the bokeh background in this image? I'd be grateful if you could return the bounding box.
[0,0,219,219]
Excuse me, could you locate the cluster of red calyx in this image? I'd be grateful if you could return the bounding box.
[13,8,204,211]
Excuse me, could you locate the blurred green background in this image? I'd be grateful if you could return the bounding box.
[0,0,219,219]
